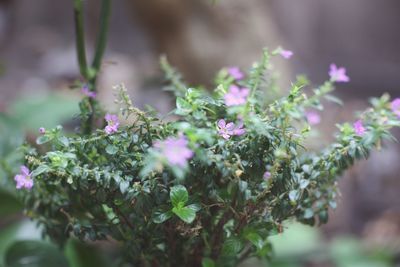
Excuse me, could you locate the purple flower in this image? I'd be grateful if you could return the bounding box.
[39,127,46,134]
[232,120,246,136]
[14,166,33,190]
[227,67,244,81]
[263,171,271,180]
[353,120,366,136]
[82,85,97,99]
[104,114,120,135]
[154,135,194,167]
[329,64,350,83]
[390,98,400,118]
[279,49,293,59]
[305,111,321,125]
[217,119,235,139]
[217,119,246,139]
[224,85,250,106]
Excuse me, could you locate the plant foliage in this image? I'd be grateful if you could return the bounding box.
[16,50,400,267]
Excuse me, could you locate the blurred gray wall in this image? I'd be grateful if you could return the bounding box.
[269,0,400,96]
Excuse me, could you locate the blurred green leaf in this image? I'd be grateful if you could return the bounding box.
[152,210,173,224]
[105,145,118,155]
[64,239,110,267]
[9,92,79,131]
[269,222,322,258]
[0,224,20,265]
[0,114,24,185]
[202,257,215,267]
[0,189,22,217]
[35,135,50,145]
[221,237,243,256]
[175,97,192,116]
[4,240,69,267]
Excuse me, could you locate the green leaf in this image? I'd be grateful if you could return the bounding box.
[30,165,50,177]
[119,180,130,194]
[4,240,69,267]
[318,210,329,224]
[0,223,21,265]
[0,189,22,217]
[202,258,216,267]
[246,232,264,250]
[299,179,309,189]
[57,136,70,147]
[170,185,189,207]
[289,190,300,202]
[186,203,201,212]
[222,237,243,256]
[324,94,343,105]
[269,222,322,258]
[105,145,118,155]
[175,97,192,115]
[64,239,110,267]
[10,92,79,131]
[152,210,173,224]
[172,206,196,224]
[303,208,314,219]
[36,135,51,145]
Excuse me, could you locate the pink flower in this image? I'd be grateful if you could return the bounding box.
[224,85,250,106]
[217,119,246,139]
[232,121,246,136]
[279,49,293,59]
[39,127,46,134]
[390,98,400,118]
[104,114,120,135]
[305,111,321,125]
[353,120,366,136]
[329,64,350,83]
[263,171,271,180]
[154,135,194,167]
[82,85,97,98]
[217,119,235,139]
[14,166,33,190]
[227,67,244,81]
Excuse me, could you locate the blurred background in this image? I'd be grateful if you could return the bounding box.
[0,0,400,266]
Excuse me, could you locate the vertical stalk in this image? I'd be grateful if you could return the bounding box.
[91,0,111,80]
[73,0,88,79]
[73,0,112,134]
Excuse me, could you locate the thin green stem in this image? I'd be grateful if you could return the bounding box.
[73,0,111,135]
[90,0,112,85]
[73,0,88,79]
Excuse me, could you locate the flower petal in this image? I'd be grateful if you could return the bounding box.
[217,119,226,128]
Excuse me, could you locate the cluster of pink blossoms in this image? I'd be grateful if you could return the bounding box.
[224,85,249,106]
[217,119,245,140]
[329,64,350,83]
[227,67,244,81]
[153,135,194,167]
[104,114,120,135]
[305,111,321,125]
[279,48,293,59]
[353,120,366,136]
[391,98,400,118]
[14,166,33,190]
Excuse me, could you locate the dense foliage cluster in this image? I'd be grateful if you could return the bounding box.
[16,50,400,267]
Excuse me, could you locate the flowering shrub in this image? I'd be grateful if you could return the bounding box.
[14,46,400,267]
